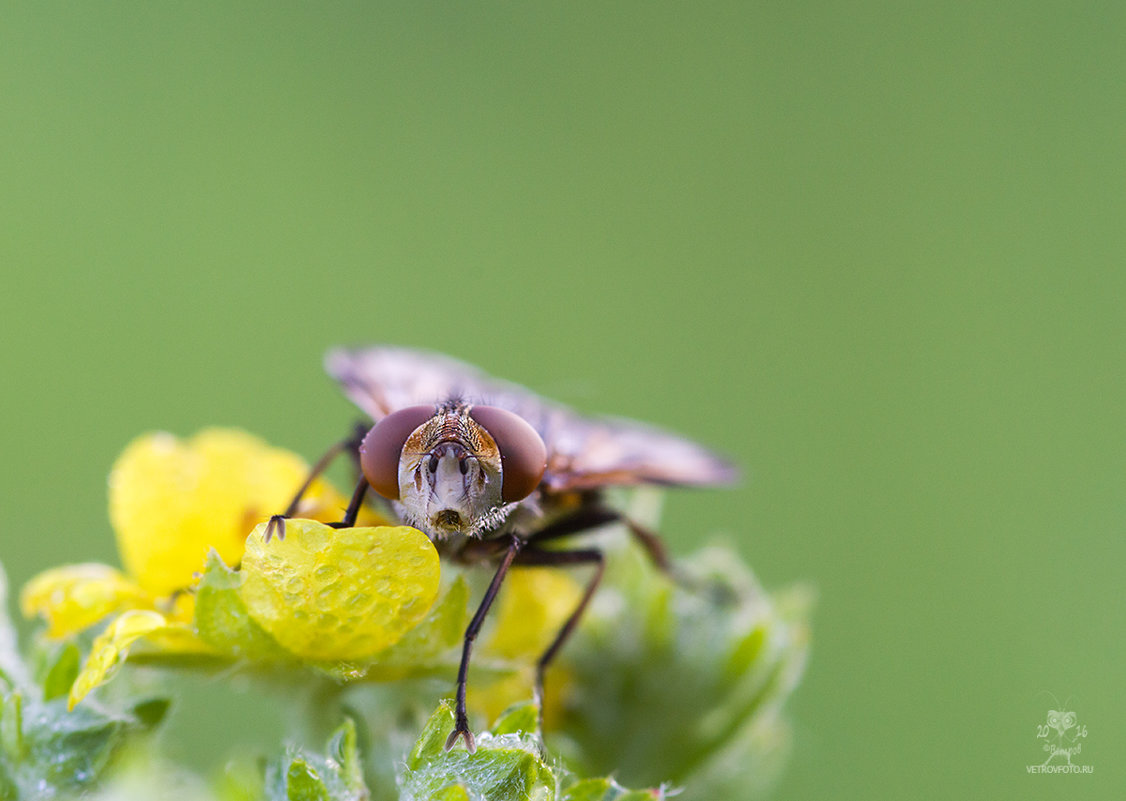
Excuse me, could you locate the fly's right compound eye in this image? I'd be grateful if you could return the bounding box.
[360,405,435,500]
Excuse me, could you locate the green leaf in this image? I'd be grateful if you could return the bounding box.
[0,692,24,759]
[326,718,364,795]
[19,699,134,791]
[553,538,810,798]
[407,702,457,769]
[0,560,159,797]
[286,758,329,801]
[722,623,766,682]
[264,719,371,801]
[429,786,472,801]
[562,778,663,801]
[216,755,267,801]
[491,702,538,736]
[42,642,80,701]
[131,697,172,730]
[194,551,294,661]
[400,702,556,801]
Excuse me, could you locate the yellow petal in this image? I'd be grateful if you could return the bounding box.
[487,567,583,660]
[68,610,167,709]
[475,568,584,729]
[163,589,196,625]
[109,428,347,595]
[239,519,440,661]
[138,624,215,655]
[19,564,153,639]
[474,667,573,732]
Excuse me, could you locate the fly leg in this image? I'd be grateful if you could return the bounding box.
[444,505,674,749]
[264,423,367,541]
[327,474,369,528]
[446,533,523,753]
[531,503,674,577]
[513,547,605,732]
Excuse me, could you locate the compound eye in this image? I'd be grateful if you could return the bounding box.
[469,405,547,502]
[360,405,435,500]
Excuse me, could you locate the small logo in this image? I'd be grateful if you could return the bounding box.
[1026,698,1093,774]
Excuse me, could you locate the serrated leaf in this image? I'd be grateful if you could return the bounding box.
[263,718,371,801]
[21,699,134,791]
[193,551,293,661]
[401,702,555,801]
[403,746,555,801]
[407,702,457,769]
[42,642,80,701]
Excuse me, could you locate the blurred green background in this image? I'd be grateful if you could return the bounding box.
[1,3,1122,798]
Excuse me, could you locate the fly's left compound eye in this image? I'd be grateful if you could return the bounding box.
[469,405,547,502]
[360,405,436,500]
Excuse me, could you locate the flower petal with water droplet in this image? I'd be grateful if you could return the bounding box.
[239,519,440,661]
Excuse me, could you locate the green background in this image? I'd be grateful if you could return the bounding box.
[1,3,1122,799]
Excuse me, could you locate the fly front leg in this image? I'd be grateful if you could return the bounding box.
[326,474,369,528]
[265,423,367,542]
[446,533,523,752]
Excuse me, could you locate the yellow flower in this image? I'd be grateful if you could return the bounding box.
[475,567,583,726]
[20,427,442,709]
[20,564,155,639]
[21,428,378,640]
[487,568,583,660]
[21,425,588,718]
[110,428,351,595]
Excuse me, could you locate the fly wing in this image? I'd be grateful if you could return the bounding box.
[538,409,739,492]
[325,345,738,490]
[324,346,550,422]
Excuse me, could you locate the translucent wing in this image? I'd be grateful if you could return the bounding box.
[325,346,737,493]
[325,346,511,420]
[536,412,738,492]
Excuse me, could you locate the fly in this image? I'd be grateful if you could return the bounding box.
[267,346,737,751]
